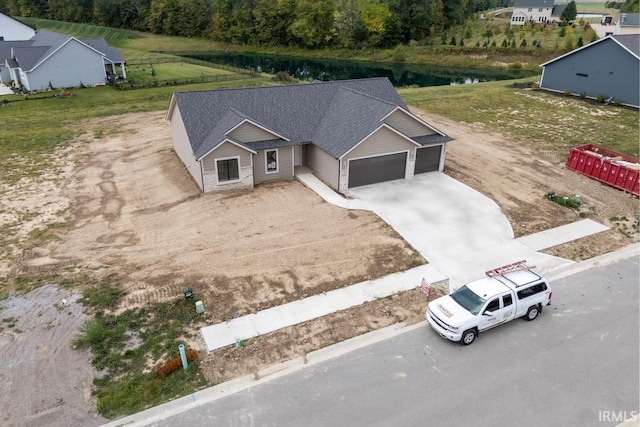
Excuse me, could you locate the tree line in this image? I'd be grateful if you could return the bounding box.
[0,0,515,48]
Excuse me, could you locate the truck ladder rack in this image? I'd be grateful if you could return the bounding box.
[485,260,535,277]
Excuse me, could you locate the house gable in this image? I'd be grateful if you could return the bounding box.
[19,38,106,91]
[167,78,452,193]
[341,124,419,165]
[227,119,289,143]
[382,107,440,138]
[0,13,35,41]
[540,35,640,107]
[512,0,554,25]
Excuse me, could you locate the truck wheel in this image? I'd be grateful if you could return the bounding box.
[525,305,539,321]
[461,329,476,345]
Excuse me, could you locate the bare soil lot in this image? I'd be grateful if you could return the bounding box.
[0,108,637,425]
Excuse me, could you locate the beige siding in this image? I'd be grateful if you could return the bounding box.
[202,141,252,173]
[228,122,278,142]
[201,141,254,193]
[253,147,294,184]
[342,127,416,169]
[384,110,437,138]
[307,145,339,190]
[170,105,203,191]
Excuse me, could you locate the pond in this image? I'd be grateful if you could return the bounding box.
[181,52,538,87]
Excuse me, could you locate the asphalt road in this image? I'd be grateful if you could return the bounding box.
[151,255,639,427]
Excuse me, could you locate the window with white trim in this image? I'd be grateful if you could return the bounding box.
[217,158,240,182]
[266,149,278,173]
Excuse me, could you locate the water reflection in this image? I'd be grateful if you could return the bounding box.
[180,52,537,87]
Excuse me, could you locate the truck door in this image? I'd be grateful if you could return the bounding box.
[478,294,513,331]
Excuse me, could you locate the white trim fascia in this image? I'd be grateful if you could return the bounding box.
[214,155,242,185]
[165,94,177,121]
[28,36,106,72]
[196,138,258,161]
[264,148,279,174]
[539,36,638,68]
[226,118,290,142]
[347,148,410,163]
[339,123,421,160]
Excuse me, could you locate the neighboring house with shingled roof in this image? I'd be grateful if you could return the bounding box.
[510,0,567,26]
[166,78,452,193]
[0,28,126,91]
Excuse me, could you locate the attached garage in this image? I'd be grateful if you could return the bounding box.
[348,152,407,188]
[415,145,442,174]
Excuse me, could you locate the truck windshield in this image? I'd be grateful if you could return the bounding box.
[450,285,486,315]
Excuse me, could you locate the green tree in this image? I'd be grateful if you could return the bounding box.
[211,0,255,44]
[443,0,468,27]
[560,0,577,23]
[289,0,336,48]
[359,0,398,47]
[390,0,444,43]
[620,0,639,12]
[253,0,297,45]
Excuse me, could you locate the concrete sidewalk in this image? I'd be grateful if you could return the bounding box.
[201,172,611,353]
[103,244,639,427]
[201,264,447,351]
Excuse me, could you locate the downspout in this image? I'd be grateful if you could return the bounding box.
[199,158,205,192]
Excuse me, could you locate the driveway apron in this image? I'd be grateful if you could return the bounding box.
[350,173,574,288]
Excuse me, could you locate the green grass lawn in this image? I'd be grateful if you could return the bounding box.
[126,62,236,85]
[399,80,640,159]
[0,77,273,184]
[2,17,638,419]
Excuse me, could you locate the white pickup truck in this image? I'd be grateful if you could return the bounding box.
[426,261,552,345]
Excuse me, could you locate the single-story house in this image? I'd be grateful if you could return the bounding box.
[0,29,126,90]
[539,34,640,108]
[0,12,35,41]
[166,78,452,193]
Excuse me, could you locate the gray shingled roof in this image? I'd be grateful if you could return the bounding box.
[173,78,442,161]
[0,29,125,72]
[0,40,32,64]
[81,38,125,63]
[613,34,640,57]
[514,0,554,8]
[619,13,640,27]
[12,45,49,70]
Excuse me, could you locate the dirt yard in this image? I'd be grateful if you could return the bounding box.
[0,107,637,425]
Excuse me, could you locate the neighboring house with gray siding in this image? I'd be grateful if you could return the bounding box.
[539,35,640,108]
[0,29,126,90]
[0,12,35,41]
[166,78,452,193]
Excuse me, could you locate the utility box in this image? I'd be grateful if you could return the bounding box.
[566,144,639,196]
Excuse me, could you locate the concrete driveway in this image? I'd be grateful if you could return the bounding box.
[350,173,574,288]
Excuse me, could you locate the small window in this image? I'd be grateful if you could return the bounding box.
[539,7,543,12]
[266,149,278,173]
[217,158,239,182]
[528,7,532,11]
[517,283,547,300]
[485,298,500,313]
[503,294,513,307]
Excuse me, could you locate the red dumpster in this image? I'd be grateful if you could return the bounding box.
[566,144,640,196]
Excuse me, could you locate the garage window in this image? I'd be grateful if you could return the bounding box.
[217,157,240,182]
[266,149,278,173]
